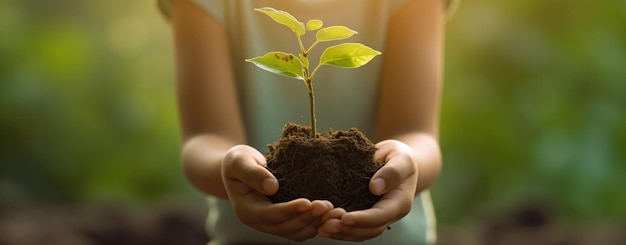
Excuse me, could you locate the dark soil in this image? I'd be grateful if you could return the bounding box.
[265,123,384,212]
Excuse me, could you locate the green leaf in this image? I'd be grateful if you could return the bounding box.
[316,26,357,42]
[246,52,304,80]
[319,43,381,68]
[255,7,305,36]
[306,19,323,31]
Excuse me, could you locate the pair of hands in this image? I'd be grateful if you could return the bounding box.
[221,140,419,242]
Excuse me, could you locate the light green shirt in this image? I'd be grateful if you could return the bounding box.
[159,0,456,244]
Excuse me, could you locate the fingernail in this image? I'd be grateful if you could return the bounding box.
[262,178,275,194]
[372,178,386,194]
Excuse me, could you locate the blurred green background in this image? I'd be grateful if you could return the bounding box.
[0,1,188,204]
[1,0,624,240]
[436,1,626,225]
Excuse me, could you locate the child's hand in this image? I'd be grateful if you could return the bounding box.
[222,145,334,241]
[317,140,418,241]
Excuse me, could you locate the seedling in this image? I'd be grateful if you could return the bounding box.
[246,7,381,138]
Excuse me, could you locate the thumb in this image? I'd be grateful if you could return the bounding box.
[222,145,278,196]
[370,140,417,195]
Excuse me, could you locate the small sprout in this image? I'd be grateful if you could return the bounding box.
[246,7,381,137]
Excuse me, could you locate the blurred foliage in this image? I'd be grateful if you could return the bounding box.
[0,0,624,227]
[435,0,626,225]
[0,0,187,203]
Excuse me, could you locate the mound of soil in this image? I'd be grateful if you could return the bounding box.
[265,123,383,212]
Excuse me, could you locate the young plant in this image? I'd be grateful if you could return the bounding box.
[246,7,381,138]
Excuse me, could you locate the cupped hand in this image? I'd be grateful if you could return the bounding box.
[318,140,419,241]
[222,145,333,241]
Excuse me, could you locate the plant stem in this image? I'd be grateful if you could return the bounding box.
[304,41,319,56]
[298,33,317,138]
[297,35,306,57]
[306,79,316,138]
[310,63,323,82]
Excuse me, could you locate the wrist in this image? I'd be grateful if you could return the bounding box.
[181,134,240,199]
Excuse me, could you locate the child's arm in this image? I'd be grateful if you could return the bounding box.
[170,0,332,241]
[319,0,445,241]
[171,0,245,199]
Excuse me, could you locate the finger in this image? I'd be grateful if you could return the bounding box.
[319,217,342,237]
[320,217,386,242]
[371,141,417,195]
[238,198,312,226]
[256,209,321,241]
[324,226,386,242]
[321,207,346,224]
[284,221,320,242]
[318,207,348,237]
[341,184,415,229]
[222,145,278,196]
[311,200,333,217]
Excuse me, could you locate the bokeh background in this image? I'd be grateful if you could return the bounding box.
[1,0,624,244]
